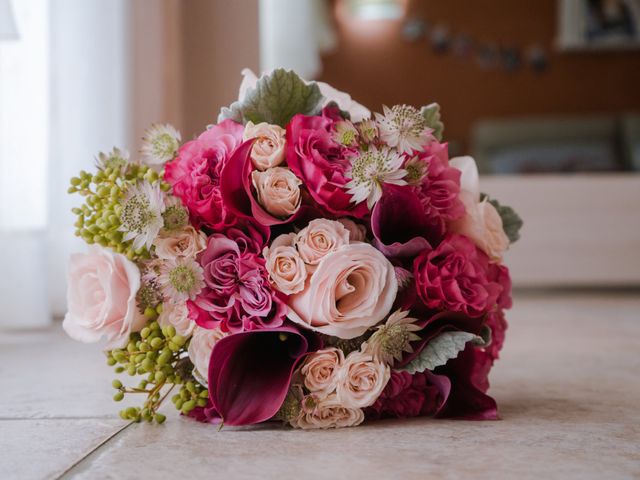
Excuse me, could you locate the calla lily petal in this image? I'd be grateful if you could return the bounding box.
[371,185,435,258]
[207,325,320,426]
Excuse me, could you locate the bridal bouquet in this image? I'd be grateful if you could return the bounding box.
[64,69,522,428]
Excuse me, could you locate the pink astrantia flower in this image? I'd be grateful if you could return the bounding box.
[413,234,507,318]
[189,232,285,333]
[164,119,244,230]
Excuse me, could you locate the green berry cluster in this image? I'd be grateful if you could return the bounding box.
[68,158,169,260]
[106,314,204,424]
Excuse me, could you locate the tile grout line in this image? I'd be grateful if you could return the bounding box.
[52,421,134,480]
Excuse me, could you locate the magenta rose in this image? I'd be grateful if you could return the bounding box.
[409,141,465,236]
[365,370,450,419]
[413,234,506,318]
[286,107,368,218]
[164,119,244,230]
[189,230,285,333]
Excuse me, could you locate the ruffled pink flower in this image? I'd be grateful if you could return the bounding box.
[413,234,507,318]
[286,107,369,218]
[189,231,285,333]
[409,141,465,236]
[365,370,450,419]
[164,120,244,230]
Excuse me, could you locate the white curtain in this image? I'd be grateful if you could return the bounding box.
[259,0,337,79]
[0,0,133,328]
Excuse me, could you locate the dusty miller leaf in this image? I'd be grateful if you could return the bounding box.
[400,331,480,374]
[481,193,523,244]
[218,69,324,127]
[420,103,444,141]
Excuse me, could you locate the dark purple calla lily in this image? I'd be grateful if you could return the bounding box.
[371,185,435,258]
[207,325,320,426]
[220,139,307,227]
[435,345,498,420]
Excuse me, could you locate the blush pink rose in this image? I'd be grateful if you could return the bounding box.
[153,225,207,260]
[164,120,244,230]
[295,218,350,267]
[287,243,398,339]
[413,234,505,318]
[251,167,302,218]
[286,107,369,218]
[158,301,195,337]
[336,350,390,409]
[63,246,145,349]
[242,121,286,170]
[300,348,345,397]
[452,193,510,262]
[263,241,307,295]
[449,156,509,262]
[291,394,365,429]
[187,326,227,380]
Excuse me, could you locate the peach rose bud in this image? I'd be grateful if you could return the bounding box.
[243,121,286,170]
[295,218,350,267]
[252,167,302,218]
[263,244,307,295]
[300,348,345,397]
[336,350,390,409]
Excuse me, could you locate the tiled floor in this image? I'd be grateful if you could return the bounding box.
[1,292,639,479]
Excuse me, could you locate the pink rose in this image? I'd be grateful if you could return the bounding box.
[286,107,369,218]
[63,246,145,349]
[164,120,244,230]
[288,242,398,339]
[300,348,345,397]
[336,350,390,408]
[413,234,505,317]
[242,121,286,170]
[292,394,365,429]
[158,301,195,337]
[187,326,227,380]
[251,167,302,218]
[449,156,509,262]
[295,218,350,267]
[263,241,307,295]
[190,232,285,333]
[452,193,510,262]
[153,225,207,260]
[337,218,367,242]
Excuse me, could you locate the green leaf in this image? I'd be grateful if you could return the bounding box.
[420,103,444,141]
[400,331,481,374]
[481,194,523,244]
[218,69,325,127]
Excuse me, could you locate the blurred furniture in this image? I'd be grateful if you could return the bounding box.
[472,114,640,287]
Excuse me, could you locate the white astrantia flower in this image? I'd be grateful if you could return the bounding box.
[162,196,190,232]
[345,146,408,209]
[119,181,165,250]
[96,147,130,171]
[362,310,422,365]
[332,120,359,147]
[140,123,182,165]
[158,257,204,303]
[404,155,429,186]
[375,105,433,154]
